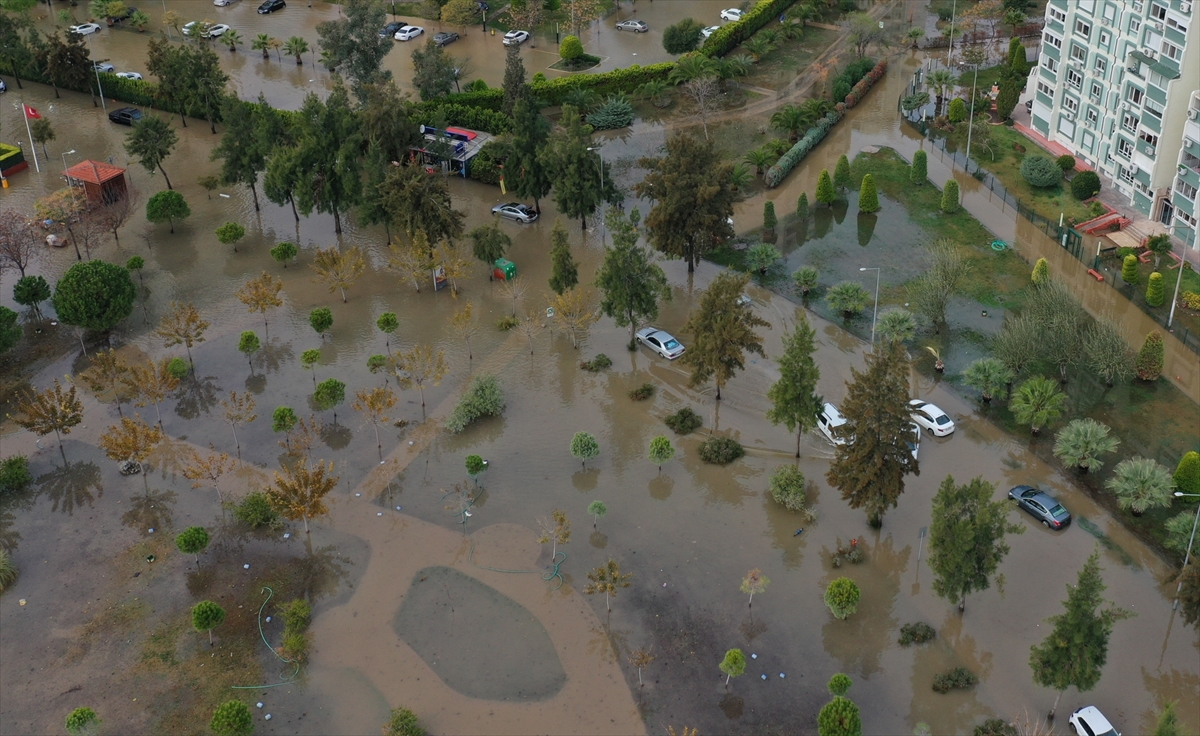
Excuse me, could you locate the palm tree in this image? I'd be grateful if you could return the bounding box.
[1105,457,1175,515]
[744,148,774,180]
[798,98,832,126]
[876,308,916,343]
[283,36,309,65]
[1053,418,1120,473]
[1008,376,1067,435]
[743,36,776,61]
[668,53,717,85]
[562,88,599,112]
[792,266,819,297]
[222,28,242,52]
[780,15,805,40]
[719,55,753,79]
[927,69,957,116]
[771,105,807,142]
[961,357,1013,402]
[825,281,870,319]
[729,162,753,192]
[268,36,283,62]
[907,28,924,48]
[252,33,272,59]
[637,79,671,108]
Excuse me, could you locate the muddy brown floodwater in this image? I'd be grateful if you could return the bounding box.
[1,17,1198,736]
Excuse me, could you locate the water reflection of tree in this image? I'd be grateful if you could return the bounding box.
[245,373,267,395]
[938,608,994,681]
[857,212,877,247]
[320,423,353,451]
[648,474,674,500]
[739,613,768,642]
[0,511,21,552]
[587,621,630,665]
[37,461,104,515]
[1140,665,1200,735]
[572,467,599,492]
[906,636,990,734]
[174,374,222,420]
[255,338,294,375]
[688,457,758,507]
[150,437,196,484]
[820,533,910,678]
[300,540,353,601]
[121,488,178,533]
[762,484,814,570]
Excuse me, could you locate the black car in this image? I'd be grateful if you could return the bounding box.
[1008,485,1072,530]
[433,31,459,46]
[108,107,143,126]
[257,0,285,13]
[380,21,405,37]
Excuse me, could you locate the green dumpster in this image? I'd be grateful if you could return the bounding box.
[493,258,517,281]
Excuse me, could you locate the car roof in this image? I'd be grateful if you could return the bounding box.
[1073,707,1115,734]
[821,403,846,424]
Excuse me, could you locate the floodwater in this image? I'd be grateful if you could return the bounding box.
[2,14,1199,736]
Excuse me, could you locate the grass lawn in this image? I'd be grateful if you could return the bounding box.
[738,27,840,91]
[1108,255,1200,338]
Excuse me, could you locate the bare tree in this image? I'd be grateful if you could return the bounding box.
[517,313,544,354]
[498,275,529,317]
[91,188,138,243]
[0,211,42,277]
[680,76,721,140]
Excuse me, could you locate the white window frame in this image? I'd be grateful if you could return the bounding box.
[1086,107,1099,125]
[1098,30,1112,48]
[1090,82,1103,100]
[1144,98,1164,120]
[1176,178,1198,201]
[1067,69,1084,89]
[1043,56,1059,73]
[1063,95,1080,113]
[1162,41,1182,61]
[1149,2,1168,20]
[1049,6,1067,23]
[1122,112,1139,132]
[1094,56,1108,77]
[1043,31,1063,49]
[1117,138,1134,158]
[1138,129,1159,151]
[1037,80,1054,97]
[1126,86,1144,105]
[1070,44,1088,62]
[1075,18,1092,38]
[1130,16,1141,33]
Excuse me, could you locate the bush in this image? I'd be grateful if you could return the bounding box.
[496,315,520,330]
[664,406,702,434]
[898,622,936,646]
[413,102,513,134]
[832,79,851,102]
[700,0,803,58]
[911,149,927,185]
[663,18,703,55]
[1071,169,1101,199]
[445,374,504,433]
[586,95,634,130]
[1146,272,1165,307]
[279,598,312,662]
[1121,254,1140,285]
[0,456,32,494]
[824,577,860,619]
[466,139,511,185]
[763,200,777,231]
[932,667,978,693]
[941,179,960,213]
[1174,451,1200,497]
[580,353,612,372]
[1055,154,1076,172]
[383,707,426,736]
[858,173,880,213]
[232,491,282,529]
[65,707,100,736]
[947,97,966,123]
[559,35,584,61]
[769,465,815,519]
[1020,155,1062,187]
[1135,331,1164,381]
[975,719,1019,736]
[1184,290,1200,310]
[698,436,744,465]
[629,383,655,401]
[210,701,253,736]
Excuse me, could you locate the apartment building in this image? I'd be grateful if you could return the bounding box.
[1030,0,1199,249]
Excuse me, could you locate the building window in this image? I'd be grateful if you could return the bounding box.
[1090,82,1103,100]
[1178,209,1198,228]
[1094,56,1108,76]
[1119,165,1135,182]
[1149,2,1167,20]
[1043,56,1059,73]
[1063,95,1080,113]
[1067,69,1083,89]
[1117,138,1134,158]
[1126,86,1144,105]
[1144,98,1164,120]
[1138,130,1158,151]
[1122,112,1139,132]
[1086,108,1099,125]
[1079,0,1096,13]
[1049,6,1066,23]
[1075,19,1092,38]
[1082,131,1096,152]
[1177,178,1199,201]
[1070,44,1088,62]
[1102,3,1117,22]
[1162,42,1182,61]
[1130,16,1141,33]
[1166,16,1186,32]
[1037,80,1054,97]
[1098,30,1112,47]
[1148,70,1168,91]
[1043,32,1062,49]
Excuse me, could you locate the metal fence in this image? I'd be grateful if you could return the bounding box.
[898,71,1200,356]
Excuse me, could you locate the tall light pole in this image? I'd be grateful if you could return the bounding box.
[1173,491,1200,611]
[61,149,77,180]
[860,266,880,346]
[1166,227,1187,327]
[87,35,107,111]
[946,0,957,67]
[587,145,605,243]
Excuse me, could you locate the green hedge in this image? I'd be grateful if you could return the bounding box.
[699,0,799,57]
[414,102,513,135]
[444,62,675,110]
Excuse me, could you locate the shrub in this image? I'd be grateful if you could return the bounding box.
[279,597,312,661]
[0,548,16,593]
[947,97,966,123]
[1071,170,1101,199]
[210,701,253,736]
[898,622,936,646]
[1184,290,1200,310]
[831,538,865,566]
[629,383,655,401]
[975,719,1019,736]
[466,139,511,185]
[932,667,978,693]
[766,109,848,188]
[911,149,927,185]
[1135,331,1164,381]
[166,357,189,379]
[1031,257,1049,284]
[586,95,634,130]
[1020,155,1062,187]
[698,436,744,465]
[232,491,282,529]
[858,173,880,213]
[769,465,815,519]
[580,353,613,372]
[65,708,100,736]
[1088,201,1106,218]
[796,192,810,219]
[832,78,851,103]
[824,577,860,619]
[1174,451,1200,497]
[496,315,520,330]
[383,707,426,736]
[445,374,504,433]
[1055,154,1076,172]
[941,179,959,213]
[0,456,32,494]
[763,200,777,231]
[664,407,702,434]
[1121,254,1140,285]
[663,18,703,55]
[559,35,584,61]
[1145,272,1165,307]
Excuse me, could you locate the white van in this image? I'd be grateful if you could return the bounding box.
[817,403,849,446]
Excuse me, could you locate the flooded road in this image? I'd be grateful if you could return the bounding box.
[2,18,1199,736]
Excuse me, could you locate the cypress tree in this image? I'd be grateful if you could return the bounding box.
[1134,330,1164,381]
[763,201,777,232]
[858,174,879,213]
[797,192,810,219]
[833,154,851,193]
[948,98,967,123]
[1145,272,1165,307]
[548,220,579,295]
[1031,257,1049,285]
[910,150,927,185]
[816,170,836,205]
[941,180,960,213]
[1120,254,1139,285]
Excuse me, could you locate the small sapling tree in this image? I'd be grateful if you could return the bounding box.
[584,558,632,611]
[376,312,399,354]
[825,577,861,619]
[192,600,226,646]
[719,648,746,688]
[741,568,769,607]
[648,435,675,471]
[271,241,298,268]
[352,386,397,460]
[175,526,210,567]
[466,454,486,485]
[215,221,246,253]
[588,500,607,529]
[571,431,600,469]
[237,331,260,373]
[628,645,656,687]
[309,307,333,341]
[537,509,571,557]
[272,406,298,450]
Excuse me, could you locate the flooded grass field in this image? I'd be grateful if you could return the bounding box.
[1,12,1198,736]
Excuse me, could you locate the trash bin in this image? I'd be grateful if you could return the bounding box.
[493,258,517,281]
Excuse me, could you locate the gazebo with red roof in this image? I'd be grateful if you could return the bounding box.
[63,160,128,205]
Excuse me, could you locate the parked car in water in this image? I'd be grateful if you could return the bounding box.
[206,23,232,37]
[214,0,239,6]
[394,25,424,41]
[93,61,116,73]
[433,31,459,46]
[1008,485,1072,529]
[491,202,538,223]
[115,72,143,80]
[107,107,143,126]
[635,328,686,360]
[700,25,719,39]
[380,21,405,37]
[1068,706,1119,736]
[503,29,530,46]
[720,8,743,21]
[909,399,955,436]
[70,23,103,35]
[616,19,648,32]
[817,403,849,446]
[257,0,285,13]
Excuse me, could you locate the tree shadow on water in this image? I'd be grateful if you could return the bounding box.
[320,423,353,451]
[299,540,354,602]
[121,488,178,535]
[648,474,673,500]
[245,373,267,395]
[37,461,104,515]
[572,468,599,492]
[175,375,222,420]
[820,533,910,679]
[255,338,294,375]
[719,693,744,719]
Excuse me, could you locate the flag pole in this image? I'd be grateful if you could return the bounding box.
[22,104,40,173]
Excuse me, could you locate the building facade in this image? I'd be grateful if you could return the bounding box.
[1030,0,1199,248]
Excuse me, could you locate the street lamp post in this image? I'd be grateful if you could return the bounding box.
[87,35,107,111]
[860,266,881,346]
[1173,491,1200,610]
[587,145,605,243]
[61,149,77,181]
[946,0,957,67]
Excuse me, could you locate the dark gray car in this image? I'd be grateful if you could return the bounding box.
[1008,485,1071,530]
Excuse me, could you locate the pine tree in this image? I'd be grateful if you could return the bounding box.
[941,180,960,213]
[548,220,579,295]
[816,169,836,205]
[1135,330,1164,381]
[1031,257,1049,284]
[858,174,879,213]
[501,45,528,117]
[797,192,810,220]
[1120,254,1140,285]
[1029,552,1133,718]
[766,316,822,457]
[510,97,553,212]
[928,475,1023,612]
[910,149,928,185]
[763,201,777,233]
[680,272,770,400]
[833,154,851,193]
[1145,271,1165,307]
[595,209,671,349]
[541,105,605,232]
[825,340,918,527]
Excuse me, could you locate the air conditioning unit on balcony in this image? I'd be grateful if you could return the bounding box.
[1065,112,1076,121]
[1130,164,1140,175]
[1151,21,1164,31]
[1189,109,1200,120]
[1182,1,1192,12]
[1143,47,1157,58]
[1101,16,1112,26]
[1071,58,1083,68]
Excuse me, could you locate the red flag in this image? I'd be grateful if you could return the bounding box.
[23,105,41,120]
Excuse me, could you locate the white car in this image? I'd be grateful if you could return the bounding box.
[817,403,850,446]
[1068,706,1119,736]
[907,422,921,461]
[700,25,720,39]
[214,0,238,5]
[635,328,686,360]
[720,8,743,21]
[115,72,143,80]
[503,29,530,46]
[394,25,424,41]
[93,61,115,73]
[70,23,102,35]
[206,23,232,37]
[909,399,955,437]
